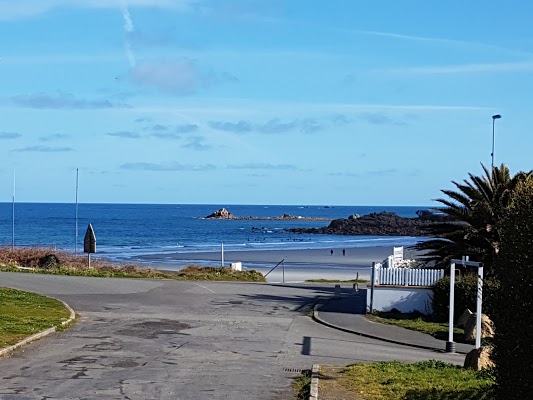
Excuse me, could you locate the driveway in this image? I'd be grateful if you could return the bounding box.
[0,273,465,399]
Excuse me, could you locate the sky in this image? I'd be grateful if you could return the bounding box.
[0,0,532,206]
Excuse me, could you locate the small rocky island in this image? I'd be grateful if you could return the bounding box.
[288,210,453,236]
[200,208,332,221]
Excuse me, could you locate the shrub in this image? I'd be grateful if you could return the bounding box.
[491,177,533,399]
[38,254,60,269]
[431,275,499,323]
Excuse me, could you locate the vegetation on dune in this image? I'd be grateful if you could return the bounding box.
[413,163,532,275]
[173,265,265,282]
[0,287,71,348]
[0,247,266,282]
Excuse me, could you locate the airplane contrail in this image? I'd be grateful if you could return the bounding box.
[120,1,136,68]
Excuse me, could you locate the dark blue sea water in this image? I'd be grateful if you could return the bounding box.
[0,203,428,262]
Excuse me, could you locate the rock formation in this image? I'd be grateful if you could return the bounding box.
[288,211,437,236]
[463,313,495,343]
[464,346,495,371]
[202,208,331,221]
[204,208,236,219]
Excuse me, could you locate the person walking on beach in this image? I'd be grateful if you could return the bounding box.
[330,249,333,256]
[342,249,346,256]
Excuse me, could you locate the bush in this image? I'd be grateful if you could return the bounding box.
[38,254,60,269]
[491,177,533,399]
[431,275,499,323]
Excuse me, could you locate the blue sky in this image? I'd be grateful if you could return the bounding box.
[0,0,531,205]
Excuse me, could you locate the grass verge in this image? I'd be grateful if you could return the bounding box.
[0,247,266,283]
[320,360,494,400]
[305,278,368,284]
[366,311,464,341]
[0,287,71,348]
[292,370,311,400]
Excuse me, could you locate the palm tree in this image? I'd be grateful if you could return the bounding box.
[414,163,531,274]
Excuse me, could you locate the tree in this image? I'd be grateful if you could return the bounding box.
[491,176,533,399]
[413,164,531,275]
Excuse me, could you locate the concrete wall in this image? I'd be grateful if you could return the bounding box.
[367,286,433,314]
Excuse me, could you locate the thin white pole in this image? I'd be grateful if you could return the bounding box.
[11,171,15,251]
[75,168,79,254]
[221,242,224,267]
[476,265,484,349]
[448,262,456,345]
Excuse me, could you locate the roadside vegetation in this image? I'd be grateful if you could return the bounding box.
[305,278,368,284]
[317,360,495,400]
[366,311,464,342]
[0,247,266,282]
[0,287,71,348]
[292,369,312,400]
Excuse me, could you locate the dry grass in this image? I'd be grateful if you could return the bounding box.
[0,247,266,282]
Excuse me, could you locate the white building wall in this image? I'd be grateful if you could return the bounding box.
[367,286,433,314]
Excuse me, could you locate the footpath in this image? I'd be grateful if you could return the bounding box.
[313,291,474,355]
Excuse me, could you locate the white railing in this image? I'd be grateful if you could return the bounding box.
[374,266,444,287]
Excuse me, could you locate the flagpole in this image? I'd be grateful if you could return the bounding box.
[75,168,79,254]
[12,171,15,251]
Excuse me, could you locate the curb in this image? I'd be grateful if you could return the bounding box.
[309,364,319,400]
[0,297,76,357]
[312,303,469,355]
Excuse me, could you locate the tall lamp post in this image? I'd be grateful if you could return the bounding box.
[491,114,502,169]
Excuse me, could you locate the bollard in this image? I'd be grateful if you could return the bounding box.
[353,283,359,294]
[445,341,456,353]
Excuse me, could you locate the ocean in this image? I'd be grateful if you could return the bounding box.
[0,203,428,265]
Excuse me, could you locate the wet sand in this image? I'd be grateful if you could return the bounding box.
[134,246,412,283]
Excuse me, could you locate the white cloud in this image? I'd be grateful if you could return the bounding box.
[346,29,533,58]
[0,0,196,20]
[121,161,215,171]
[129,59,218,94]
[11,93,128,109]
[392,61,533,75]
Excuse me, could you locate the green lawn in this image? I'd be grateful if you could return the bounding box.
[0,287,71,348]
[366,311,464,341]
[318,360,494,400]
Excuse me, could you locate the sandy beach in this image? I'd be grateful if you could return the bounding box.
[133,245,415,283]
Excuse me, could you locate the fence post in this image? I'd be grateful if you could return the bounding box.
[369,262,376,313]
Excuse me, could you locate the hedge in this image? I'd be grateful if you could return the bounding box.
[431,275,499,323]
[491,178,533,399]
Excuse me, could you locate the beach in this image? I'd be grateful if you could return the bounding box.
[134,245,415,283]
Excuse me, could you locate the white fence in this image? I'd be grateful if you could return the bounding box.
[374,266,444,287]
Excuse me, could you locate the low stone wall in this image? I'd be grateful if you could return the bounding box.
[367,286,433,314]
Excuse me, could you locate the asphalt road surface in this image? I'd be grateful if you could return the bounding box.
[0,273,464,400]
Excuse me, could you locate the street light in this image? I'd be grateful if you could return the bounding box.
[491,114,502,169]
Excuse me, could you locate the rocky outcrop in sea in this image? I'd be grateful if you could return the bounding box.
[287,211,451,236]
[201,208,331,221]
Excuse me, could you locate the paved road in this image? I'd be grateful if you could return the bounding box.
[0,273,465,400]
